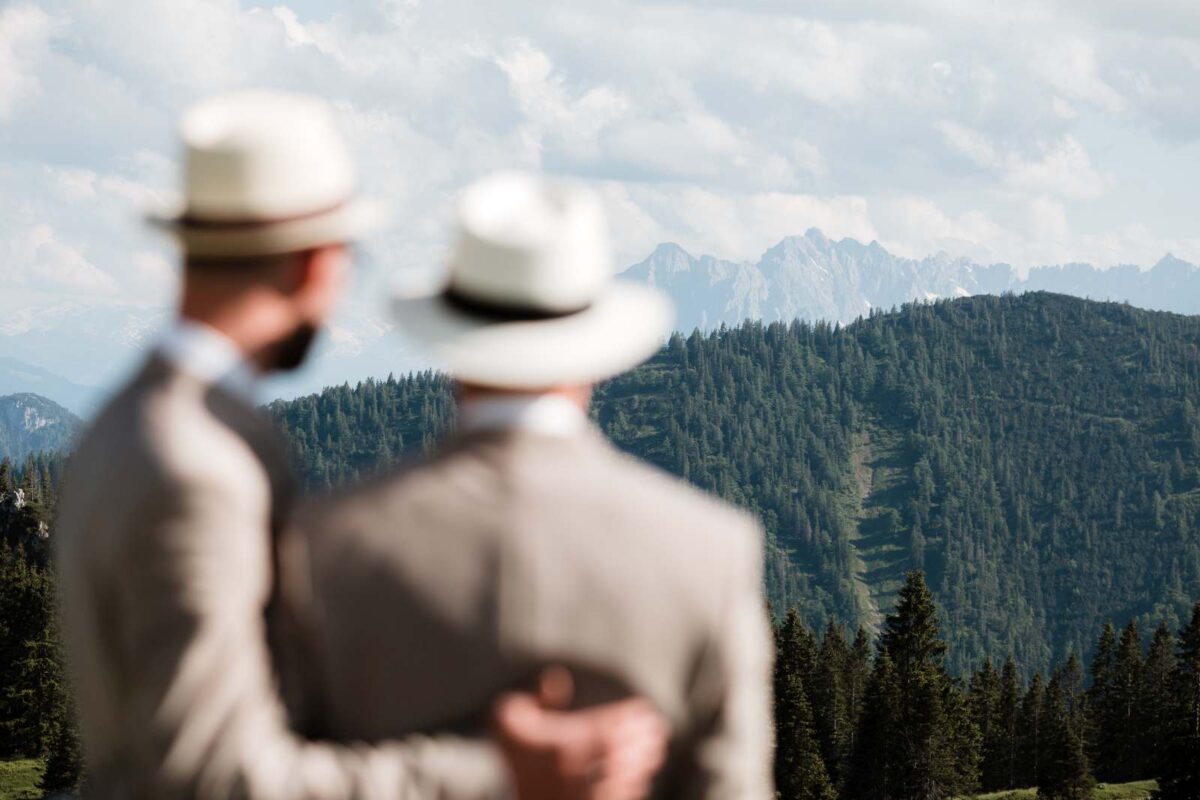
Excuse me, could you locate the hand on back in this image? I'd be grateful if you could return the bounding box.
[492,667,668,800]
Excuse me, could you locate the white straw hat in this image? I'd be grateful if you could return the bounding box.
[391,171,674,389]
[148,90,383,257]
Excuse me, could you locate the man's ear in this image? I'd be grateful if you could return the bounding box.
[291,245,348,297]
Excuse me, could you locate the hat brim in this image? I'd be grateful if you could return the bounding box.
[146,197,386,258]
[391,282,674,389]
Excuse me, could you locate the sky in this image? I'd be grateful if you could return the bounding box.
[1,0,1199,362]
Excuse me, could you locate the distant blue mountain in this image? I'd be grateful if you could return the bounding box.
[0,357,100,416]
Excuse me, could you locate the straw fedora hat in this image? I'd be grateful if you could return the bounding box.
[391,171,674,389]
[148,90,382,258]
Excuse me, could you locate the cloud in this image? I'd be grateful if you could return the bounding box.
[0,0,1196,336]
[0,4,52,121]
[1033,39,1126,114]
[876,196,1006,261]
[935,120,999,168]
[1003,135,1111,200]
[617,185,876,262]
[0,224,120,295]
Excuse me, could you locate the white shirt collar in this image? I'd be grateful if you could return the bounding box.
[459,394,589,438]
[155,320,260,405]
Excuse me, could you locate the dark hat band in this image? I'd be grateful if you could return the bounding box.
[442,285,592,322]
[175,199,349,230]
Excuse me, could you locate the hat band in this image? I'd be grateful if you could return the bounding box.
[443,286,592,322]
[177,199,349,230]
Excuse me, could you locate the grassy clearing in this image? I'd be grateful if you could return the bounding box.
[971,779,1158,800]
[0,759,42,800]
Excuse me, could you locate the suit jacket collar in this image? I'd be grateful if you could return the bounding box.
[138,352,294,495]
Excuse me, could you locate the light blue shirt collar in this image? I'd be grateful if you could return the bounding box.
[459,394,588,438]
[155,320,260,405]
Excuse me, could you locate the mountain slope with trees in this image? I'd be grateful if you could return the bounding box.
[269,293,1200,674]
[0,395,79,461]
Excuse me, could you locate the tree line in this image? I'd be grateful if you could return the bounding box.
[269,293,1200,675]
[773,570,1200,800]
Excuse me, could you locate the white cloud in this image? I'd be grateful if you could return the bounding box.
[1028,196,1069,242]
[935,120,999,168]
[1033,39,1126,114]
[1,224,120,295]
[0,4,52,121]
[876,196,1007,261]
[619,185,876,262]
[1003,135,1111,200]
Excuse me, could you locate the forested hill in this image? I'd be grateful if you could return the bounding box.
[267,292,1200,675]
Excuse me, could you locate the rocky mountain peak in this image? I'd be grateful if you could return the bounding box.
[619,229,1200,334]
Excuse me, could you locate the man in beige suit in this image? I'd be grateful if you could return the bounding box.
[276,172,775,799]
[56,94,665,800]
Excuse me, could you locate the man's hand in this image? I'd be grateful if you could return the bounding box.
[492,668,668,800]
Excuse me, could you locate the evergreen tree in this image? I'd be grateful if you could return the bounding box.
[878,571,980,799]
[1038,671,1094,800]
[1089,621,1119,777]
[846,652,899,800]
[1018,673,1047,788]
[1155,602,1200,799]
[842,626,873,781]
[1111,619,1146,780]
[1142,621,1177,777]
[774,632,837,800]
[777,608,818,692]
[969,658,1000,786]
[39,710,83,796]
[990,657,1022,791]
[812,620,852,785]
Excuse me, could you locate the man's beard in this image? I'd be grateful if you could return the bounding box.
[268,323,319,373]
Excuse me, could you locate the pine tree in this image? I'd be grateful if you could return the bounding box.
[990,657,1022,791]
[778,608,818,691]
[1018,673,1047,788]
[846,652,899,800]
[774,647,837,800]
[1155,602,1200,800]
[1089,621,1119,778]
[39,709,83,796]
[1111,619,1146,780]
[1038,671,1094,800]
[878,571,980,799]
[969,658,1000,789]
[843,626,873,779]
[812,620,852,785]
[1143,621,1177,777]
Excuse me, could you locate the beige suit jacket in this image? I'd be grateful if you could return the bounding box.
[56,356,507,799]
[276,428,774,800]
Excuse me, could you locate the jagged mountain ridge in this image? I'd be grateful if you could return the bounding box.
[620,228,1200,330]
[0,394,81,460]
